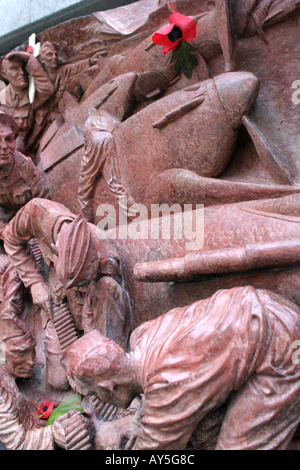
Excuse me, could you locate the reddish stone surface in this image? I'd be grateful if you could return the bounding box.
[0,0,299,451]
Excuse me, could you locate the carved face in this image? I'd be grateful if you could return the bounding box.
[4,58,27,90]
[72,375,136,410]
[0,123,16,168]
[12,109,30,136]
[5,334,35,378]
[40,47,58,71]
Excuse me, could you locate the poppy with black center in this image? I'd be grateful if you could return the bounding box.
[168,25,183,43]
[36,400,55,419]
[152,12,197,55]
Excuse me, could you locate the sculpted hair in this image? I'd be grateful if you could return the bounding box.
[65,330,128,384]
[1,54,24,78]
[74,339,127,383]
[0,111,19,138]
[39,41,56,57]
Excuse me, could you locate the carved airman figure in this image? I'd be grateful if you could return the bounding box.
[3,197,131,350]
[0,111,50,316]
[64,286,300,450]
[0,51,54,151]
[0,112,50,237]
[38,41,104,125]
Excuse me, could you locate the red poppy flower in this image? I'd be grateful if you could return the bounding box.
[26,46,34,54]
[37,400,55,419]
[152,12,197,55]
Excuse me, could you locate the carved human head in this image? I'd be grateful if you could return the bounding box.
[0,111,19,168]
[1,53,28,91]
[64,329,136,409]
[0,312,35,378]
[39,42,59,71]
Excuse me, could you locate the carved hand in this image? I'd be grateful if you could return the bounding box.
[30,281,52,314]
[52,409,91,450]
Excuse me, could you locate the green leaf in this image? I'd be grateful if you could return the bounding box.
[46,393,84,426]
[170,47,180,63]
[75,86,84,100]
[170,40,198,79]
[190,54,199,66]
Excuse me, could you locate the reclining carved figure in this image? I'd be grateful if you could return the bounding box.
[0,51,54,152]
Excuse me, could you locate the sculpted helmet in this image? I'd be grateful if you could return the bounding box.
[0,312,31,342]
[55,215,101,290]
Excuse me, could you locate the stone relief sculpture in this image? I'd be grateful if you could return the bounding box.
[230,0,300,40]
[0,312,91,450]
[38,41,103,126]
[2,198,131,344]
[0,111,50,319]
[64,286,300,450]
[0,112,50,235]
[78,105,136,222]
[0,0,299,451]
[2,197,131,392]
[0,52,54,154]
